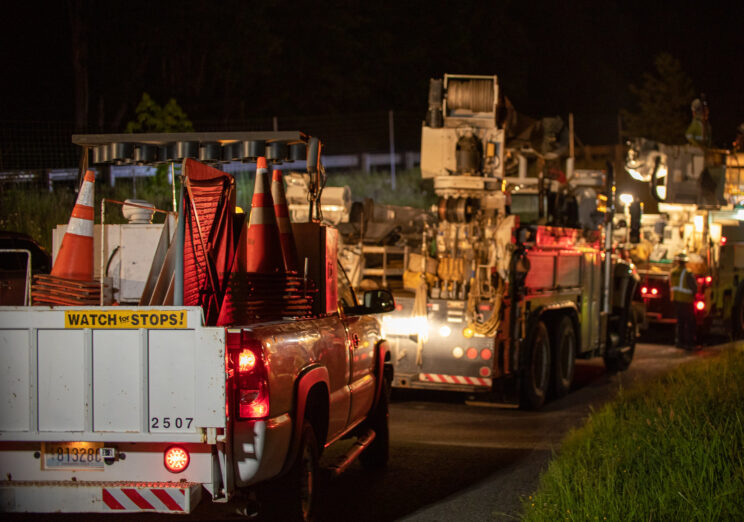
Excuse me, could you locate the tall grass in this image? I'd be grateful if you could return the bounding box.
[326,168,436,208]
[1,167,433,252]
[0,177,174,252]
[523,347,744,521]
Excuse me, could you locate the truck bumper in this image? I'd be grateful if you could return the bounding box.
[233,413,292,487]
[0,480,202,514]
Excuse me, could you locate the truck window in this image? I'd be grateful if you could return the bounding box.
[510,193,545,224]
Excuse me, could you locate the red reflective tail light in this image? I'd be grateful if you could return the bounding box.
[695,300,705,311]
[164,446,190,473]
[227,331,270,420]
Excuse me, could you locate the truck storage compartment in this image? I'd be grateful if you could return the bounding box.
[0,306,225,441]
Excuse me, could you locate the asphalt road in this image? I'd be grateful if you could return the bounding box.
[9,326,726,522]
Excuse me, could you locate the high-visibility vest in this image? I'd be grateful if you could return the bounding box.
[670,267,695,303]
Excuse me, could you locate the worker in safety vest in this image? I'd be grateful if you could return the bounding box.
[669,252,698,350]
[685,98,711,148]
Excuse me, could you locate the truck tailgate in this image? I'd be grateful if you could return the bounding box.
[0,306,226,443]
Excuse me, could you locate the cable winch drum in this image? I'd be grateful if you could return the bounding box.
[437,197,478,223]
[437,197,448,222]
[447,78,494,113]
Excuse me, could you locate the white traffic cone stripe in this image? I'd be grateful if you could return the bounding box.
[77,177,95,206]
[67,216,94,236]
[248,208,277,225]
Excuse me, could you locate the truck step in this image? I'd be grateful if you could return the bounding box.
[326,429,376,477]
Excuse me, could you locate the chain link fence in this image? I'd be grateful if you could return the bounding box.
[0,110,422,176]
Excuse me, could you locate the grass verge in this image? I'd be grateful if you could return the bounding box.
[522,346,744,521]
[0,178,173,252]
[1,167,433,252]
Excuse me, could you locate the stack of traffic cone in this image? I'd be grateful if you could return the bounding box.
[32,170,102,305]
[217,158,314,326]
[243,157,284,273]
[271,169,299,273]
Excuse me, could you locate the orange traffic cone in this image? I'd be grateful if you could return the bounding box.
[51,169,96,280]
[244,157,284,273]
[271,169,299,272]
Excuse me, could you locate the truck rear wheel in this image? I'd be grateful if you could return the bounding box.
[604,312,636,373]
[265,420,319,521]
[359,379,389,470]
[520,320,551,410]
[551,316,576,398]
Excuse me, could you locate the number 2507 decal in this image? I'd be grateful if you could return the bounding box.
[151,417,194,430]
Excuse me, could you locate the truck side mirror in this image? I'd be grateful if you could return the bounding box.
[362,289,395,314]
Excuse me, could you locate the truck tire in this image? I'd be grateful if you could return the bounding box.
[266,420,320,521]
[520,320,551,410]
[604,311,636,373]
[551,316,576,398]
[359,379,390,470]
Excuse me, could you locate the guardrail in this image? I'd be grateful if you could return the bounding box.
[0,152,421,190]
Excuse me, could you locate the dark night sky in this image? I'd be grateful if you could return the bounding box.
[2,0,742,148]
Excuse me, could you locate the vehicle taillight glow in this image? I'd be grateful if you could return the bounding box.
[164,446,189,473]
[695,300,705,311]
[705,276,712,284]
[641,286,648,295]
[721,236,727,245]
[651,287,658,295]
[239,349,256,372]
[229,334,270,420]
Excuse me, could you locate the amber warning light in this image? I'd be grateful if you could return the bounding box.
[164,446,190,473]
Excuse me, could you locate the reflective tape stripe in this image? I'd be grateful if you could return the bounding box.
[672,269,694,294]
[103,487,186,512]
[419,373,491,387]
[122,488,155,510]
[71,203,94,220]
[151,489,185,511]
[249,209,277,226]
[102,489,125,510]
[67,216,94,237]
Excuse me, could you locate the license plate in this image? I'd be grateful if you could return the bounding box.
[42,442,104,470]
